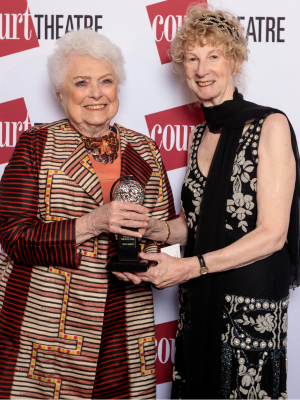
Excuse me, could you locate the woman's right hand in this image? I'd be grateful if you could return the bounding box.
[76,201,150,245]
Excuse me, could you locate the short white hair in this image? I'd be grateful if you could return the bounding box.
[47,29,126,92]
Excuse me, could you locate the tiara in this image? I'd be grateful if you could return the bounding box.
[195,14,239,41]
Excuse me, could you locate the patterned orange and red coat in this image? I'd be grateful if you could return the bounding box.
[0,120,176,399]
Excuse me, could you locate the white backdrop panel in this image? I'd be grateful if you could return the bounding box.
[0,0,299,398]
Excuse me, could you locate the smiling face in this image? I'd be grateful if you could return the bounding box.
[58,54,119,137]
[184,43,237,107]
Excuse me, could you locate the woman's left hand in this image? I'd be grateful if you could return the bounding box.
[113,252,199,289]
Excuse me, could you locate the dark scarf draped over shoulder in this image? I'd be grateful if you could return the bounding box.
[194,89,300,287]
[181,90,300,399]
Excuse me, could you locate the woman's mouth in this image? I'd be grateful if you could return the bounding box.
[197,81,214,87]
[84,104,106,110]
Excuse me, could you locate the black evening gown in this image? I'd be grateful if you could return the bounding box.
[172,118,291,399]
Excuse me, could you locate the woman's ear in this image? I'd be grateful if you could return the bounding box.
[232,59,242,77]
[56,92,62,102]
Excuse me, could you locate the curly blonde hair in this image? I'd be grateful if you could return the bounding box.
[171,4,248,75]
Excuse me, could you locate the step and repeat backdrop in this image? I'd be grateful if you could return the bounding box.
[0,0,300,398]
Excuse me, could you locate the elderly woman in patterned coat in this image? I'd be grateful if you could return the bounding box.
[0,29,175,399]
[120,5,300,400]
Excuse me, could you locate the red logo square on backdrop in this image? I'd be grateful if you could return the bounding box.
[145,103,204,172]
[0,0,39,58]
[155,320,178,385]
[0,98,32,164]
[146,0,207,65]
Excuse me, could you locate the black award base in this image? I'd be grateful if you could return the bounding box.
[106,228,148,273]
[106,260,148,273]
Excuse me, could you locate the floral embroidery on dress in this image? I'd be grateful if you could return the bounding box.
[236,313,276,334]
[229,351,272,399]
[183,177,204,233]
[181,124,206,237]
[221,294,289,399]
[226,119,265,233]
[279,391,288,399]
[227,192,255,233]
[232,150,255,185]
[173,369,181,381]
[282,313,288,333]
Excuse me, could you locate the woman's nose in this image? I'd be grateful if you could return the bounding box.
[196,60,209,77]
[90,83,102,99]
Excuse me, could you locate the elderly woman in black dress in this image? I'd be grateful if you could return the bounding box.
[115,5,300,399]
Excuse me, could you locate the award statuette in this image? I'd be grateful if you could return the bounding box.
[106,175,148,273]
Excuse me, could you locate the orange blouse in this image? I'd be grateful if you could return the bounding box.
[87,140,121,204]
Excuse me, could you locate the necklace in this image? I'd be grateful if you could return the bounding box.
[81,126,119,164]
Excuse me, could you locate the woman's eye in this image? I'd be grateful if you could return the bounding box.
[211,55,218,59]
[189,57,197,62]
[103,79,112,84]
[75,80,86,87]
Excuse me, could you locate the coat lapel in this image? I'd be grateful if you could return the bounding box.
[60,139,103,204]
[119,127,153,188]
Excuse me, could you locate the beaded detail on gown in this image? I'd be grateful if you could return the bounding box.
[172,120,289,399]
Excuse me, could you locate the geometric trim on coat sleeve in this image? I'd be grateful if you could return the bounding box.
[27,267,83,399]
[79,236,98,258]
[46,170,65,221]
[139,336,156,376]
[80,156,95,174]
